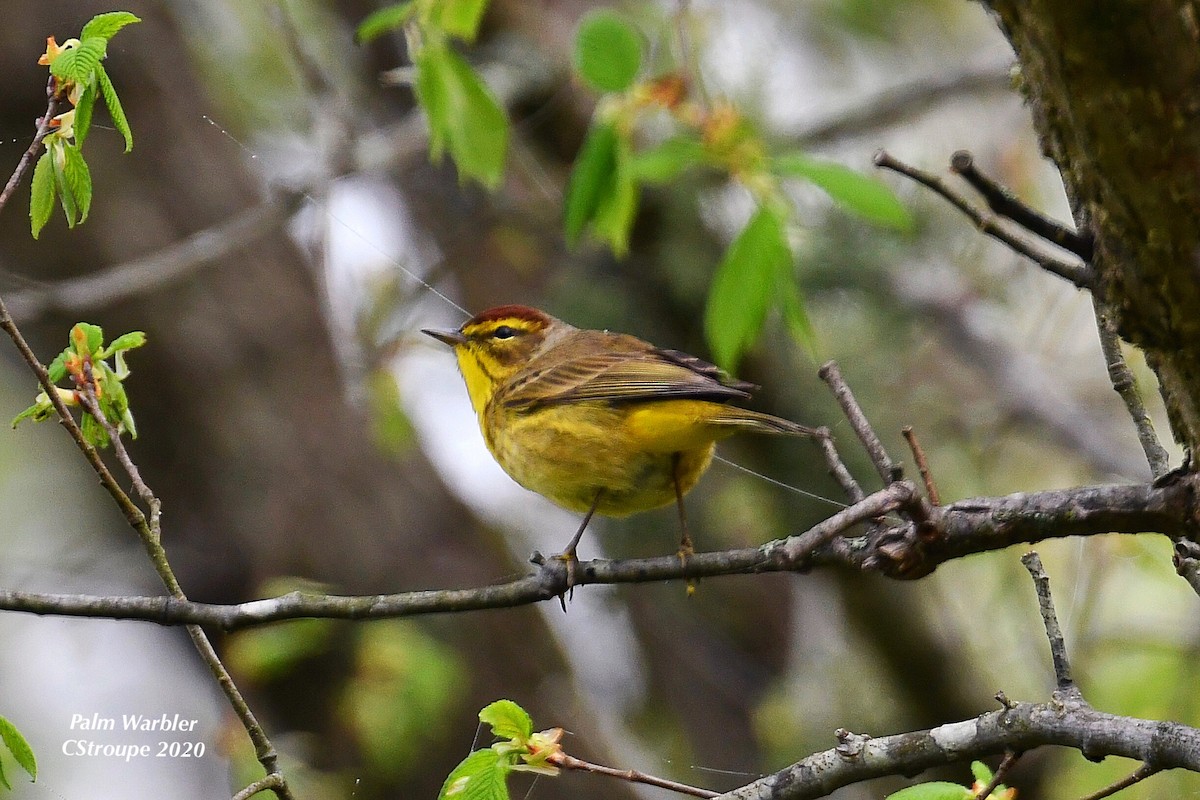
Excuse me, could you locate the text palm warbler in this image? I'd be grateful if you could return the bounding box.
[423,305,816,561]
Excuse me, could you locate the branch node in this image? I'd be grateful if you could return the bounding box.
[834,728,871,760]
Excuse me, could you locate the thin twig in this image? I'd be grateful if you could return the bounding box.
[814,426,865,503]
[1075,763,1160,800]
[553,753,719,798]
[973,750,1020,800]
[874,150,1095,290]
[0,76,60,214]
[818,360,899,484]
[901,426,940,505]
[231,773,287,800]
[79,363,161,531]
[6,197,297,321]
[0,85,295,800]
[75,369,291,797]
[1092,301,1170,479]
[794,66,1012,148]
[1021,552,1075,692]
[950,150,1093,260]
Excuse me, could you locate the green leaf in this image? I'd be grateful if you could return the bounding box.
[0,755,7,791]
[0,713,38,785]
[414,43,508,188]
[61,144,92,223]
[74,81,97,149]
[50,144,78,228]
[47,349,69,382]
[573,10,643,92]
[564,122,619,244]
[439,748,509,800]
[628,135,705,183]
[970,761,992,785]
[97,66,133,152]
[356,2,415,43]
[80,11,141,42]
[479,700,532,742]
[73,322,104,357]
[30,150,56,238]
[101,330,147,358]
[50,38,108,84]
[704,206,791,370]
[773,153,912,230]
[81,409,110,449]
[886,782,972,800]
[589,134,637,256]
[12,401,45,429]
[435,0,490,42]
[779,273,815,354]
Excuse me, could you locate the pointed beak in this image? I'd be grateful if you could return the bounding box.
[422,327,468,347]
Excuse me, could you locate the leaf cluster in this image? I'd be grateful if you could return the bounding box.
[11,322,147,449]
[30,11,139,238]
[357,0,506,188]
[438,700,563,800]
[561,9,913,368]
[358,3,914,370]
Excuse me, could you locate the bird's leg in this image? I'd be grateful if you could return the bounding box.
[672,454,697,597]
[556,490,603,606]
[673,452,694,558]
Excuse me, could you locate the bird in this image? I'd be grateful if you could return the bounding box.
[422,304,816,569]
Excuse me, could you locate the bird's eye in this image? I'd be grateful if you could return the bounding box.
[491,325,517,340]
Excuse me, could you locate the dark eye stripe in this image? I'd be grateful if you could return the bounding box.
[492,325,517,339]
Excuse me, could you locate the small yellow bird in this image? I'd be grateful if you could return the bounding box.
[423,305,815,561]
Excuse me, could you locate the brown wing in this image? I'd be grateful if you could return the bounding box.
[501,331,753,410]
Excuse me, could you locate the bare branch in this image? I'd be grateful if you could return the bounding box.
[5,476,1200,628]
[1021,552,1075,692]
[949,149,1093,260]
[1075,763,1159,800]
[793,66,1013,148]
[874,150,1095,289]
[552,752,719,798]
[1092,301,1171,479]
[0,76,61,214]
[715,701,1200,800]
[5,196,298,321]
[819,360,899,484]
[902,426,940,505]
[0,80,298,800]
[232,773,288,800]
[815,425,865,503]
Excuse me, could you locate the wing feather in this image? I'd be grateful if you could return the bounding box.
[500,331,752,409]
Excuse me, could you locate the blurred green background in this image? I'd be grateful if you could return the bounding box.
[0,1,1195,799]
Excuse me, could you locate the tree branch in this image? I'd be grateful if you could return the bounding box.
[3,475,1198,628]
[714,700,1200,800]
[1092,300,1171,479]
[874,150,1095,289]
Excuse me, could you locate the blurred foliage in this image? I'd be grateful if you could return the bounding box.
[340,622,469,780]
[3,1,1198,799]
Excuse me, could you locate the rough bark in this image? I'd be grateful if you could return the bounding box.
[985,1,1200,448]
